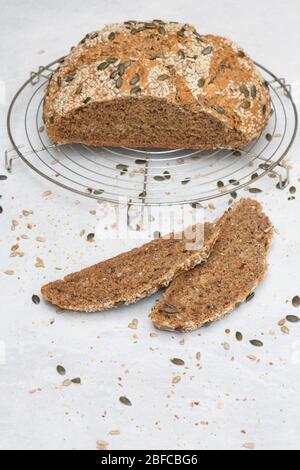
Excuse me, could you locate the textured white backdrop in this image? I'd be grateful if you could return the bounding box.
[0,0,300,450]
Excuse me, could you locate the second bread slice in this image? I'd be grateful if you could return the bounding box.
[150,199,274,332]
[41,223,219,312]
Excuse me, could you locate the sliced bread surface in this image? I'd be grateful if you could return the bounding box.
[150,199,274,332]
[41,223,219,312]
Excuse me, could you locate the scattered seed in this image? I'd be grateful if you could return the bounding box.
[94,189,104,195]
[292,296,300,307]
[289,186,296,194]
[249,340,263,347]
[32,295,40,305]
[154,175,165,182]
[181,178,190,185]
[281,325,290,335]
[56,365,66,376]
[119,396,132,406]
[248,188,262,194]
[4,270,14,276]
[116,164,129,173]
[87,233,95,241]
[236,332,243,341]
[265,133,273,142]
[230,191,237,199]
[172,376,181,384]
[170,358,185,366]
[246,292,255,302]
[286,315,300,323]
[217,181,225,188]
[163,171,171,180]
[135,159,146,165]
[71,377,81,384]
[198,78,205,88]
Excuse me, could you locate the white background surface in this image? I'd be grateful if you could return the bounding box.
[1,0,300,450]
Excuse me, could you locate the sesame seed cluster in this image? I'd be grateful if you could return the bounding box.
[44,20,271,148]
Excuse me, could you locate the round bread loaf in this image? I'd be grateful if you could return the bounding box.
[44,21,272,149]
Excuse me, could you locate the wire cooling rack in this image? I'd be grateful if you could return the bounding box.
[5,58,298,206]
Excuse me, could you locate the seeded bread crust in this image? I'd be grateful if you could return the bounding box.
[44,21,271,149]
[41,223,219,312]
[150,199,274,332]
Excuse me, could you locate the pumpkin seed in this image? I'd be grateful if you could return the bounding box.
[246,292,255,302]
[119,396,132,406]
[249,339,263,347]
[248,188,262,194]
[265,133,273,141]
[108,32,116,41]
[286,315,300,323]
[292,296,300,307]
[198,78,205,88]
[251,85,257,98]
[130,75,140,86]
[97,62,109,71]
[242,100,251,109]
[171,358,185,366]
[32,295,40,305]
[216,106,225,114]
[116,77,123,89]
[158,74,170,81]
[202,46,213,55]
[56,365,66,376]
[240,85,249,97]
[71,377,81,384]
[130,86,141,95]
[164,306,179,314]
[236,332,243,341]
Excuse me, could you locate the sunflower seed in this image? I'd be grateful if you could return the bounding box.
[164,306,179,314]
[32,295,40,305]
[249,339,263,347]
[198,78,205,88]
[171,358,185,366]
[158,74,170,81]
[202,46,213,55]
[286,315,300,323]
[242,100,251,109]
[130,75,140,86]
[119,396,132,406]
[97,61,109,71]
[56,365,66,376]
[292,296,300,307]
[240,85,249,97]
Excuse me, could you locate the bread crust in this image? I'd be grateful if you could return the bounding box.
[150,199,274,332]
[44,21,271,149]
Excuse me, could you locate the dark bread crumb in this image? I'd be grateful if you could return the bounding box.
[41,223,219,312]
[150,199,274,331]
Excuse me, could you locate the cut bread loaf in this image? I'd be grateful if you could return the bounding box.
[44,21,271,149]
[150,199,274,332]
[41,223,219,312]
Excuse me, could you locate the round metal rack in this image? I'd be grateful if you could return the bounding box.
[6,58,298,206]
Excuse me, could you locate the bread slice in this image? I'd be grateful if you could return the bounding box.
[41,223,219,312]
[44,21,271,149]
[150,199,274,332]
